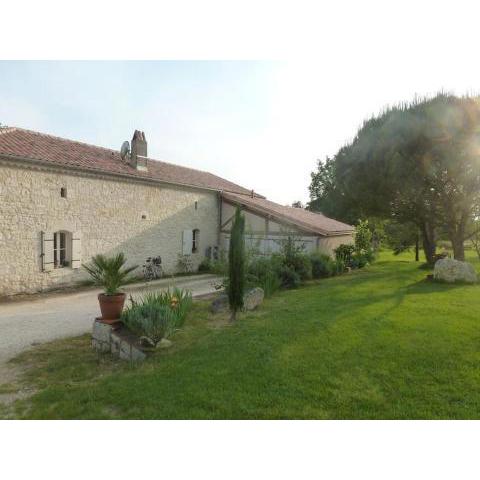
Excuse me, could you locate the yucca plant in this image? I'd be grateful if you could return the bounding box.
[83,253,138,295]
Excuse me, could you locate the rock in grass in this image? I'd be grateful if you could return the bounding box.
[210,288,265,314]
[243,287,264,311]
[157,338,173,349]
[434,258,477,284]
[211,294,229,313]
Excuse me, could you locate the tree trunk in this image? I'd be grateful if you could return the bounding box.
[230,310,236,324]
[444,208,467,261]
[415,234,419,262]
[420,222,436,265]
[451,234,465,261]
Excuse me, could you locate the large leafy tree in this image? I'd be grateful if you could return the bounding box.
[308,155,360,225]
[384,220,420,260]
[309,94,480,262]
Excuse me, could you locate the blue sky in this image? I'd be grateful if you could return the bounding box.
[1,60,480,204]
[0,61,289,199]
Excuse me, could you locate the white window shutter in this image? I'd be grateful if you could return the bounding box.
[71,231,82,269]
[42,231,55,272]
[182,229,193,255]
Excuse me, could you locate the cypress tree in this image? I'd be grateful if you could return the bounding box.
[228,206,246,323]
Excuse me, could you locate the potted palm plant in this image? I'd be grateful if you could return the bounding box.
[83,253,138,322]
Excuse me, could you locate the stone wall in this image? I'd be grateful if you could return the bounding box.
[0,161,220,295]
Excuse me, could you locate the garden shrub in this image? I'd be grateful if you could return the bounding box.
[354,219,373,253]
[352,220,375,267]
[247,256,281,297]
[334,242,374,270]
[199,255,228,277]
[289,253,312,281]
[238,237,312,295]
[364,248,375,263]
[334,258,347,274]
[262,269,282,297]
[156,287,193,328]
[334,244,355,266]
[122,288,193,345]
[280,236,304,265]
[198,258,211,273]
[279,236,312,280]
[278,265,301,289]
[350,252,369,269]
[122,303,175,347]
[310,253,336,278]
[211,257,228,276]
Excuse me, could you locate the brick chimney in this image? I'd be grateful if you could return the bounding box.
[130,130,148,170]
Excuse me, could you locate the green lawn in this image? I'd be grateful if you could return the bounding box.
[4,251,480,419]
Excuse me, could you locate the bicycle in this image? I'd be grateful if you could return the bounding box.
[143,256,163,281]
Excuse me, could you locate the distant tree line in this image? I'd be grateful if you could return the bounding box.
[308,93,480,263]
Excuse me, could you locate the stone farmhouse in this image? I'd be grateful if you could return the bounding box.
[0,127,354,296]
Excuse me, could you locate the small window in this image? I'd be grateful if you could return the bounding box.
[53,231,70,268]
[194,201,198,210]
[60,187,67,198]
[192,229,200,253]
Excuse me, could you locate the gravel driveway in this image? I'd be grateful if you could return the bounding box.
[0,274,221,366]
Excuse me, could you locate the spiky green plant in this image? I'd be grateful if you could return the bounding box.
[122,287,193,345]
[83,253,138,295]
[228,206,246,323]
[129,288,192,329]
[123,304,175,347]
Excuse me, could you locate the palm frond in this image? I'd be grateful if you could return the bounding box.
[83,253,138,295]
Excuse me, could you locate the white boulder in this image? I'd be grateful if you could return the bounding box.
[210,287,265,314]
[433,258,477,284]
[243,287,265,311]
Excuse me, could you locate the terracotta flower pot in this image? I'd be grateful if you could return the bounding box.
[98,293,126,321]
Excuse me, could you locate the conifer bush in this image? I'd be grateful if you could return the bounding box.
[228,207,246,322]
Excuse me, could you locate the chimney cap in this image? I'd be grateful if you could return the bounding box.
[132,130,146,141]
[130,129,148,171]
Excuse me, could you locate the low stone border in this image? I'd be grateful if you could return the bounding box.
[92,319,146,362]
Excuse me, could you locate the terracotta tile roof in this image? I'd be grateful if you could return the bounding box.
[222,191,354,236]
[0,127,255,196]
[0,126,353,236]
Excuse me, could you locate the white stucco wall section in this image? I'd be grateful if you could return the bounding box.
[317,234,354,255]
[220,199,353,257]
[0,162,220,295]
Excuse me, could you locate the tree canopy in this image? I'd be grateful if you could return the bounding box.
[309,93,480,262]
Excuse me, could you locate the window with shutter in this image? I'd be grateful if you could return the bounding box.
[182,230,193,255]
[41,231,55,272]
[71,231,82,269]
[192,229,200,253]
[54,231,67,267]
[42,230,79,271]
